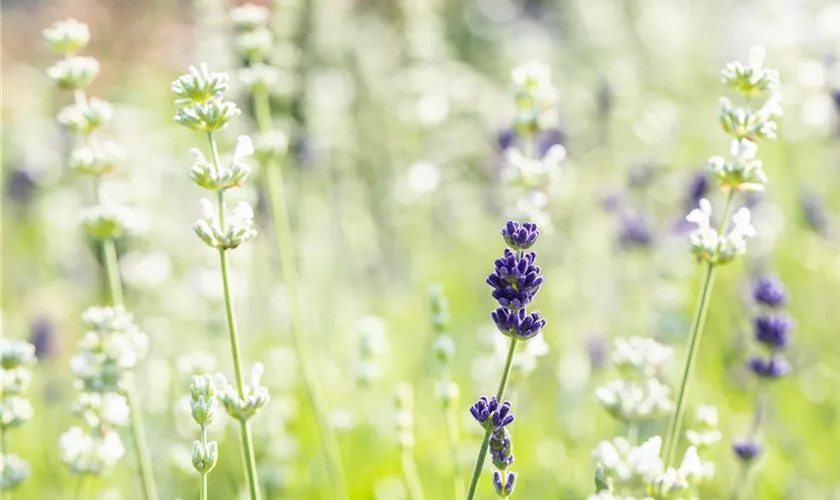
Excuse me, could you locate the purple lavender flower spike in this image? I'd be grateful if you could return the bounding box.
[491,308,546,340]
[501,221,540,251]
[754,314,793,349]
[469,397,515,431]
[752,276,787,308]
[747,354,791,379]
[733,440,763,462]
[469,396,495,426]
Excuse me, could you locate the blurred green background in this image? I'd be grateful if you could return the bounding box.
[3,0,840,498]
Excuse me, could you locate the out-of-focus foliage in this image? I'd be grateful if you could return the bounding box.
[2,0,840,498]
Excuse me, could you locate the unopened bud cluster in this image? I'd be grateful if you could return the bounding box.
[353,315,389,388]
[44,19,136,241]
[214,363,269,421]
[687,46,783,264]
[394,383,415,449]
[0,340,37,491]
[61,306,147,476]
[189,375,219,474]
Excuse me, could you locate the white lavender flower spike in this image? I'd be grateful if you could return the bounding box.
[43,18,91,54]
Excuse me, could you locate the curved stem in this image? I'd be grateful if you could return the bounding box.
[252,86,348,499]
[465,338,519,500]
[401,449,426,500]
[206,132,261,500]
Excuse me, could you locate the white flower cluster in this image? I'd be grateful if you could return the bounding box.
[0,339,37,491]
[687,46,782,264]
[511,61,560,135]
[230,3,276,90]
[591,436,710,500]
[214,363,270,421]
[353,315,389,387]
[190,135,253,192]
[61,306,147,476]
[44,19,136,242]
[686,199,755,265]
[193,198,257,250]
[172,64,241,132]
[595,337,674,422]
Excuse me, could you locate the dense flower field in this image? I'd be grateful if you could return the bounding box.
[2,0,840,498]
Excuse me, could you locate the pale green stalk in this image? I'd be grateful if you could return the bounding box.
[200,425,208,500]
[401,449,426,500]
[251,86,347,499]
[465,338,519,500]
[206,132,261,500]
[662,190,735,467]
[441,367,465,500]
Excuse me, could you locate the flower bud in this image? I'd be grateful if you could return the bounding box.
[192,440,219,473]
[172,64,230,107]
[47,57,99,90]
[42,19,90,54]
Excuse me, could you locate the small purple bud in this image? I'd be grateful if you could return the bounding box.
[747,354,791,379]
[752,276,787,308]
[753,314,793,349]
[504,472,517,495]
[733,440,763,462]
[492,471,504,495]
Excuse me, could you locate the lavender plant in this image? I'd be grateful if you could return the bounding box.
[44,19,157,500]
[730,276,793,498]
[0,339,37,491]
[229,5,348,498]
[428,284,464,499]
[662,46,782,469]
[189,375,219,500]
[395,383,425,500]
[171,63,264,499]
[465,221,546,499]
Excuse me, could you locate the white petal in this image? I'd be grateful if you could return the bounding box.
[234,135,254,161]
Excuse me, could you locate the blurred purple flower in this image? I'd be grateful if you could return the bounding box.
[29,317,57,359]
[618,213,654,249]
[747,354,790,379]
[754,314,793,349]
[733,440,763,462]
[537,128,565,159]
[752,276,787,308]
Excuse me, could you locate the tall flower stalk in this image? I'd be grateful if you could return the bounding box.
[428,284,464,500]
[230,5,347,499]
[172,63,266,499]
[43,19,157,500]
[395,384,426,500]
[661,46,782,468]
[465,221,546,499]
[730,275,793,499]
[0,340,37,492]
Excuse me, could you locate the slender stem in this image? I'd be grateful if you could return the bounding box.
[123,376,157,500]
[401,449,426,500]
[662,190,736,467]
[465,338,519,500]
[74,475,88,500]
[662,261,717,467]
[206,132,261,500]
[97,211,157,500]
[441,368,465,500]
[252,87,348,499]
[200,424,208,500]
[627,422,639,446]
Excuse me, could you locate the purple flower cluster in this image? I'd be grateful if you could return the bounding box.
[489,427,515,470]
[488,221,547,340]
[469,396,514,432]
[747,276,794,379]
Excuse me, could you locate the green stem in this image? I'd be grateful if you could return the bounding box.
[662,190,735,467]
[401,449,426,500]
[465,338,519,500]
[252,87,348,500]
[441,369,464,500]
[74,475,88,500]
[207,132,261,500]
[97,213,156,500]
[627,422,639,446]
[200,424,208,500]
